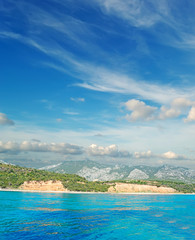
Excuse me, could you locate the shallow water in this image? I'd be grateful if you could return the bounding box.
[0,191,194,239]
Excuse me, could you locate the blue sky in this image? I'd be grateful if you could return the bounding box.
[0,0,195,168]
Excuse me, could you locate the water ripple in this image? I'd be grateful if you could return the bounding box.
[0,192,194,240]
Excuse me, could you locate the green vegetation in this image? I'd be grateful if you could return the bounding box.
[0,163,194,193]
[147,179,195,193]
[0,163,109,192]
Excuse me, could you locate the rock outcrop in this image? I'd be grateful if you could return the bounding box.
[19,180,68,192]
[127,169,149,180]
[108,183,177,193]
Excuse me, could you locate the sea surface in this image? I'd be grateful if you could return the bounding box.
[0,191,194,240]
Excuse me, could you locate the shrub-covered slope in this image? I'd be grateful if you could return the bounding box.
[0,163,194,193]
[107,179,195,193]
[0,163,109,192]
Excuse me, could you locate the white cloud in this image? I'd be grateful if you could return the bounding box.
[0,141,83,155]
[1,4,194,105]
[171,98,192,109]
[162,151,179,159]
[123,98,195,122]
[161,151,186,160]
[96,0,163,28]
[0,118,193,165]
[134,150,186,160]
[124,99,157,121]
[159,106,181,120]
[184,107,195,122]
[0,113,14,126]
[134,150,153,159]
[159,98,194,120]
[0,31,21,40]
[63,110,79,115]
[88,144,130,158]
[0,0,194,147]
[77,68,192,105]
[0,141,19,153]
[0,23,193,107]
[70,97,85,102]
[96,0,195,51]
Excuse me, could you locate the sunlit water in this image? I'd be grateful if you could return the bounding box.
[0,191,194,239]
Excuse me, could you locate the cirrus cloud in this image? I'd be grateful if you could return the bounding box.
[95,0,164,28]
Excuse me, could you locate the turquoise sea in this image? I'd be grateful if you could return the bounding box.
[0,191,194,240]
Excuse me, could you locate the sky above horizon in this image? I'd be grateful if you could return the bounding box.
[0,0,195,169]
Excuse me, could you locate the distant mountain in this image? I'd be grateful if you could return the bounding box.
[154,165,195,181]
[0,160,14,165]
[0,160,6,164]
[127,169,149,179]
[41,160,195,183]
[41,160,107,174]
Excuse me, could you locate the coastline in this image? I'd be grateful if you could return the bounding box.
[0,188,194,195]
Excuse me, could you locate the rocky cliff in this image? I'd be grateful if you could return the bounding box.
[108,183,177,193]
[19,180,68,192]
[19,180,177,193]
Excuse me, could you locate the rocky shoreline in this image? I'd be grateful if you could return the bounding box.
[0,180,183,194]
[1,188,193,195]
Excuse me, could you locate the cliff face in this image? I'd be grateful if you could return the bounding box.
[19,181,177,193]
[108,183,177,193]
[19,180,68,192]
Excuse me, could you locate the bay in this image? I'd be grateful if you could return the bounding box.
[0,191,194,240]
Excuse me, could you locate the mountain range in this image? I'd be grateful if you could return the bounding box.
[40,160,195,183]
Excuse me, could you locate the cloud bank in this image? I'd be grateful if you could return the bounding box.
[0,140,190,162]
[134,150,186,160]
[0,141,83,155]
[0,141,130,158]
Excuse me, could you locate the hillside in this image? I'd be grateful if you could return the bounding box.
[0,163,195,193]
[0,163,109,192]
